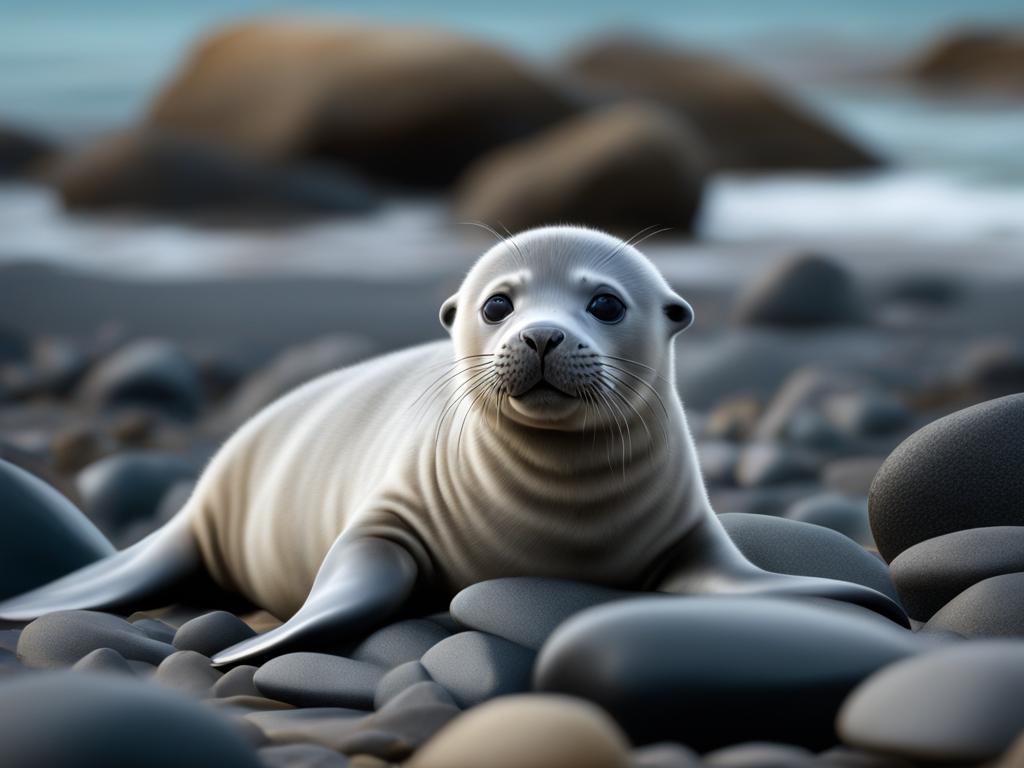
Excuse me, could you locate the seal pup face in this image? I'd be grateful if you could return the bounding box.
[440,225,694,430]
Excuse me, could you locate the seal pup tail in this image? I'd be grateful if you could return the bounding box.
[0,514,200,621]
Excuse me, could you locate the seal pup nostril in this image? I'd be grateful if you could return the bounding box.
[520,327,565,359]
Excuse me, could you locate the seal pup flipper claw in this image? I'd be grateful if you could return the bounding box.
[212,536,417,667]
[0,516,199,621]
[655,517,911,628]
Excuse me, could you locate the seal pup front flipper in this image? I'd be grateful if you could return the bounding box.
[0,515,200,621]
[655,516,911,628]
[211,536,417,667]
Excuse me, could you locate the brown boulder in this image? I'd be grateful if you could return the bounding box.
[147,21,577,187]
[454,103,706,234]
[51,131,374,215]
[909,29,1024,94]
[566,37,877,171]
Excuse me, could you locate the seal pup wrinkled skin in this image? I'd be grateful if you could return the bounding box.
[0,226,908,665]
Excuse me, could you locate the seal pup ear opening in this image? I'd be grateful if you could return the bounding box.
[664,294,695,335]
[439,294,458,332]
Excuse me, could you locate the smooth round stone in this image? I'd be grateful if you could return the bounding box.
[350,618,452,668]
[76,452,196,541]
[816,746,917,767]
[630,742,701,767]
[212,665,261,699]
[174,611,256,656]
[838,641,1024,763]
[420,631,535,708]
[407,694,631,768]
[719,513,901,603]
[254,652,383,709]
[131,617,177,644]
[535,596,920,750]
[450,578,641,650]
[704,742,815,767]
[785,493,874,548]
[0,458,114,601]
[890,526,1024,620]
[735,443,818,487]
[869,393,1024,563]
[374,660,434,709]
[77,338,204,418]
[0,671,261,767]
[258,743,350,768]
[72,647,135,676]
[18,610,175,668]
[154,650,223,696]
[923,572,1024,637]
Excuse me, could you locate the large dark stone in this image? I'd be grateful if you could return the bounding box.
[869,394,1024,562]
[535,596,920,750]
[889,526,1024,620]
[838,641,1024,763]
[0,459,114,602]
[719,513,901,603]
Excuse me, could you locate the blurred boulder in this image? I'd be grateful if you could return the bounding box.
[454,103,706,234]
[51,424,115,474]
[908,29,1024,95]
[566,37,877,170]
[952,339,1024,403]
[735,253,866,328]
[52,131,374,215]
[147,21,577,187]
[0,123,54,177]
[77,339,204,420]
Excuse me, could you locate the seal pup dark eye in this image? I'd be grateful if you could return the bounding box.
[587,294,626,323]
[482,294,514,323]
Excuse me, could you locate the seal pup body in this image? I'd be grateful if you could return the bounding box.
[0,226,908,665]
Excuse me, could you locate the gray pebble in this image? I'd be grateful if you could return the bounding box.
[72,647,135,676]
[213,664,262,699]
[17,610,175,668]
[785,494,874,548]
[374,660,434,709]
[154,650,223,696]
[131,617,177,644]
[350,618,452,668]
[421,631,535,708]
[923,572,1024,638]
[736,442,818,487]
[254,652,383,709]
[174,610,256,656]
[704,742,815,767]
[630,741,701,767]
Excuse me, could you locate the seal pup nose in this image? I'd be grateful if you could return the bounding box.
[520,327,565,359]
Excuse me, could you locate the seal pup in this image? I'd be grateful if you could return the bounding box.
[0,225,907,665]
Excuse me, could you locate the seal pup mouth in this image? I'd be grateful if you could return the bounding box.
[514,378,575,401]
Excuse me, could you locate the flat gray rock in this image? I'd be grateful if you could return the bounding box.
[450,577,642,650]
[923,572,1024,638]
[839,641,1024,763]
[535,596,920,751]
[350,618,452,668]
[174,611,256,657]
[421,631,535,708]
[0,459,114,601]
[374,660,434,709]
[890,526,1024,620]
[719,513,901,603]
[869,393,1024,562]
[254,652,383,709]
[17,610,175,668]
[154,650,223,696]
[0,671,261,767]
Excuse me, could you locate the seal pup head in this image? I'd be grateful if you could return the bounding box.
[440,225,694,430]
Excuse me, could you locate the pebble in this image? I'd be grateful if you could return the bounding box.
[703,742,815,767]
[718,513,901,603]
[923,572,1024,638]
[823,392,910,436]
[784,493,874,548]
[889,526,1024,620]
[535,596,920,750]
[0,458,114,601]
[77,338,204,419]
[50,424,112,473]
[420,631,535,708]
[174,610,257,656]
[869,393,1024,562]
[450,577,641,650]
[258,743,350,767]
[75,451,196,541]
[0,671,261,767]
[816,746,916,767]
[630,742,701,767]
[212,664,262,699]
[154,650,223,696]
[254,652,384,709]
[71,647,136,676]
[131,617,178,644]
[17,610,175,668]
[735,442,819,487]
[350,618,452,668]
[374,660,435,709]
[406,694,631,768]
[838,641,1024,763]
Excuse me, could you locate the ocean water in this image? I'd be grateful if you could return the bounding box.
[2,0,1023,275]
